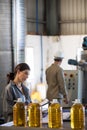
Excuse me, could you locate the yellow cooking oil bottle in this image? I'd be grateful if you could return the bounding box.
[13,98,26,126]
[27,100,41,127]
[48,99,63,128]
[71,99,85,129]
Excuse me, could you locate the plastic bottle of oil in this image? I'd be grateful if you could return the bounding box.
[27,100,41,127]
[13,98,26,126]
[48,99,63,128]
[71,99,85,129]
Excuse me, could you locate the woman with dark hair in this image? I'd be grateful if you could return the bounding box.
[7,72,14,84]
[3,63,32,122]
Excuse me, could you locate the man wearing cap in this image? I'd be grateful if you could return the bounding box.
[45,51,68,104]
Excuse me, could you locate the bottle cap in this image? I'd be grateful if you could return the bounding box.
[52,99,58,103]
[17,98,22,102]
[32,99,39,103]
[74,99,80,104]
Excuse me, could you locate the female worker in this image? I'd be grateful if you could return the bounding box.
[3,63,32,122]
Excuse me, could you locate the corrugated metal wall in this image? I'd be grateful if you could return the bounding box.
[60,0,87,35]
[0,0,12,115]
[26,0,87,35]
[26,0,46,34]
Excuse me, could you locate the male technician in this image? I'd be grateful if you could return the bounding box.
[46,51,68,104]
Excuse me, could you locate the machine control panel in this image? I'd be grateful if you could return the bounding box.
[62,70,78,107]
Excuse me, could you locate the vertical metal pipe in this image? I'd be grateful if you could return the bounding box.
[16,0,26,63]
[43,0,46,34]
[11,0,17,65]
[40,35,43,83]
[46,0,58,35]
[36,0,38,34]
[56,0,61,35]
[11,0,15,71]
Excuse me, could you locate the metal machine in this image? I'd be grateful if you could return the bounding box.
[68,37,87,105]
[62,70,78,107]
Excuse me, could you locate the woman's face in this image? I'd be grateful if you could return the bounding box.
[17,69,30,83]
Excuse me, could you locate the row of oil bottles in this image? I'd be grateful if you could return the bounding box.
[13,98,85,129]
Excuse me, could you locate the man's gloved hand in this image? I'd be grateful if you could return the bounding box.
[63,95,69,104]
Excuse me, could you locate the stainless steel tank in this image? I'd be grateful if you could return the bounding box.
[77,50,87,104]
